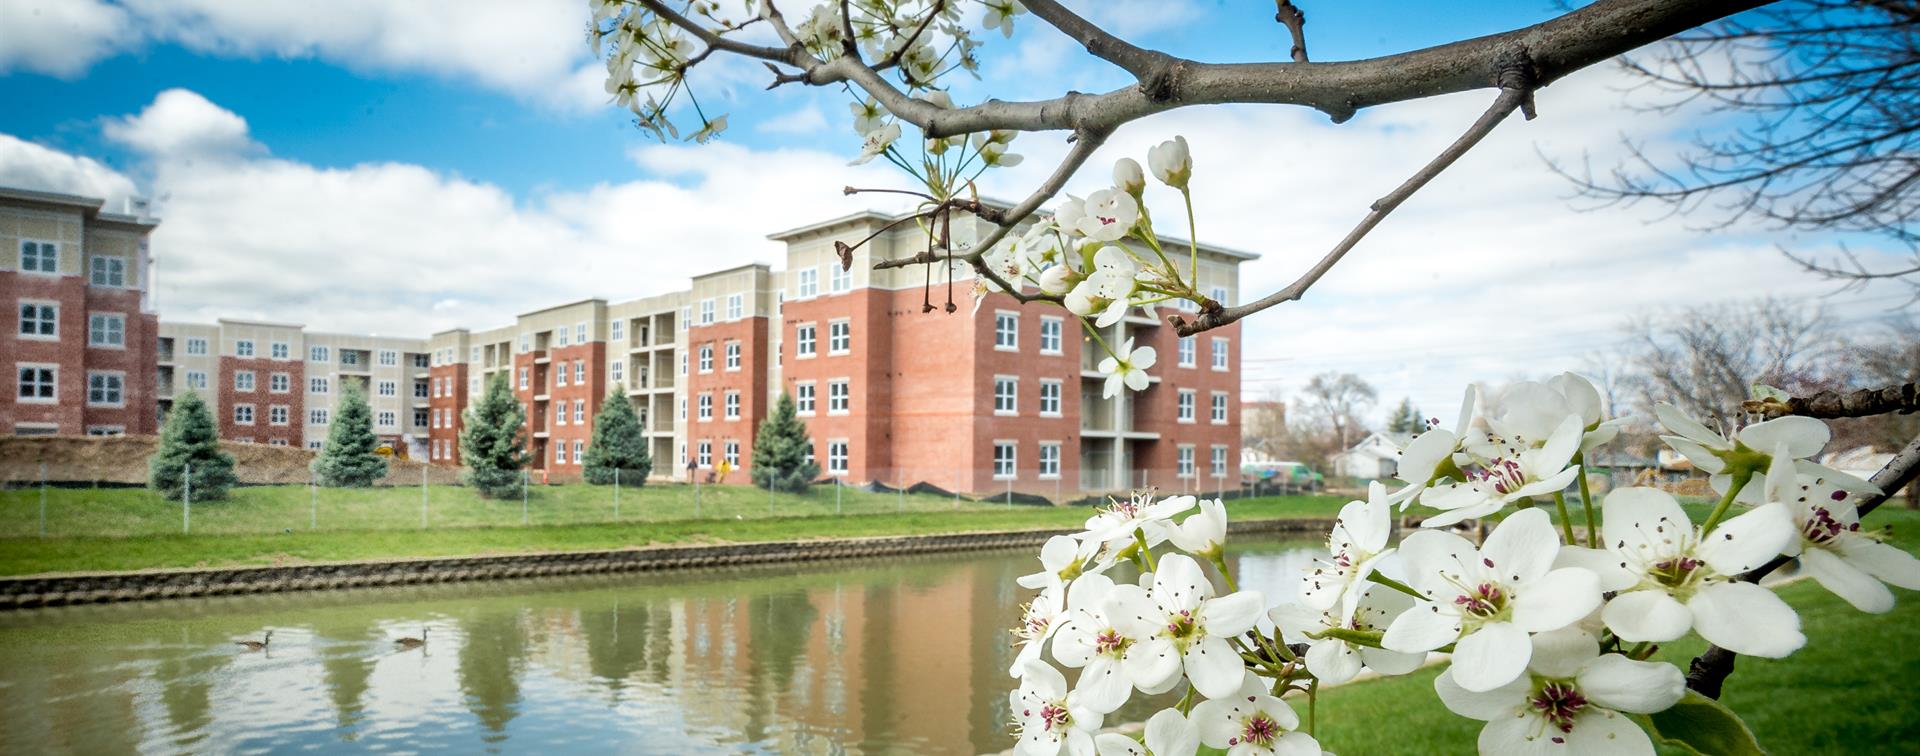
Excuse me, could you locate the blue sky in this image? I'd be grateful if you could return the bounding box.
[0,0,1908,424]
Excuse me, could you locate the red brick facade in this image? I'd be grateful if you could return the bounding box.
[542,342,607,475]
[686,317,769,481]
[215,355,303,446]
[428,362,469,464]
[2,271,159,436]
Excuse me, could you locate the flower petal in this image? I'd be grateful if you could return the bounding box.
[1602,589,1693,643]
[1183,635,1244,699]
[1838,536,1920,590]
[1695,502,1795,576]
[1525,626,1599,679]
[1511,567,1603,633]
[1200,590,1265,637]
[1655,403,1723,446]
[1122,635,1183,692]
[1737,415,1829,460]
[1554,545,1638,592]
[1153,554,1211,613]
[1578,654,1687,714]
[1093,733,1146,756]
[1383,601,1463,653]
[1305,638,1363,684]
[1687,581,1805,658]
[1801,546,1894,613]
[1482,507,1561,584]
[1662,435,1728,474]
[1358,646,1426,676]
[1601,487,1688,555]
[1450,621,1531,692]
[1565,708,1656,755]
[1396,529,1476,599]
[1145,708,1200,756]
[1077,655,1135,714]
[1433,667,1525,721]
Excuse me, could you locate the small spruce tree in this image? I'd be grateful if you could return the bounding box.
[312,380,388,486]
[751,392,820,493]
[148,390,239,501]
[1386,397,1425,437]
[461,372,530,498]
[584,387,651,485]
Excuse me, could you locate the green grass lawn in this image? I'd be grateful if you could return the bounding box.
[0,491,1346,576]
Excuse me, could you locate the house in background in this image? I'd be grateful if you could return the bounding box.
[1330,431,1411,481]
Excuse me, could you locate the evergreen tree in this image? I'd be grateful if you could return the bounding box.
[583,387,651,485]
[461,373,530,498]
[312,380,388,487]
[1386,397,1425,437]
[148,390,238,501]
[751,392,819,493]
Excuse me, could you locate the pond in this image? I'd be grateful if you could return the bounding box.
[0,538,1323,755]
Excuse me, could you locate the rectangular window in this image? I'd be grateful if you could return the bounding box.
[414,353,429,369]
[1178,337,1196,368]
[724,440,740,466]
[1039,317,1062,354]
[19,240,57,272]
[575,323,587,344]
[413,380,429,399]
[269,405,290,426]
[557,365,568,387]
[16,365,56,402]
[86,426,125,437]
[611,361,624,384]
[1211,445,1229,477]
[270,372,291,393]
[679,397,687,420]
[309,345,329,362]
[1039,379,1062,416]
[236,339,255,357]
[573,439,584,463]
[554,327,569,348]
[680,306,690,331]
[798,268,819,298]
[1178,446,1195,478]
[414,408,428,427]
[375,350,395,367]
[1178,389,1196,422]
[235,370,256,391]
[828,440,848,474]
[698,344,713,373]
[726,293,742,320]
[829,320,850,354]
[698,393,713,421]
[993,441,1017,479]
[17,302,56,339]
[187,371,208,390]
[994,311,1019,350]
[574,360,584,384]
[88,314,124,347]
[234,404,255,425]
[611,320,624,341]
[1211,392,1229,424]
[271,341,289,360]
[828,380,850,414]
[89,256,126,286]
[87,371,123,406]
[1210,286,1229,307]
[188,338,209,356]
[1212,338,1229,371]
[724,391,740,420]
[557,443,568,464]
[698,441,712,468]
[699,298,715,324]
[680,352,688,375]
[994,376,1018,415]
[555,404,567,425]
[309,377,329,393]
[518,367,529,389]
[377,410,396,428]
[830,264,851,292]
[377,380,397,397]
[795,381,815,415]
[574,399,584,424]
[720,341,739,371]
[1038,443,1061,479]
[309,408,329,425]
[795,324,816,357]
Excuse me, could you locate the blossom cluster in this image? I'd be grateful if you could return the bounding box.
[1007,375,1919,755]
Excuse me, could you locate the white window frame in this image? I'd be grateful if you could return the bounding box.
[724,391,740,420]
[724,440,740,466]
[310,408,330,425]
[794,381,816,415]
[309,345,329,362]
[699,298,715,325]
[797,268,819,298]
[235,339,255,358]
[309,376,329,394]
[698,393,713,421]
[828,379,850,415]
[573,439,585,463]
[1211,392,1229,424]
[725,341,741,371]
[271,341,290,360]
[557,443,568,464]
[1211,445,1229,477]
[611,361,624,384]
[19,239,58,274]
[698,344,713,373]
[994,310,1019,351]
[187,338,209,356]
[377,380,397,397]
[697,440,712,468]
[1178,337,1196,368]
[270,372,291,393]
[827,440,849,475]
[1178,445,1196,478]
[234,370,256,392]
[88,313,125,348]
[993,375,1018,416]
[992,441,1018,480]
[1038,442,1062,479]
[17,300,58,340]
[88,255,126,287]
[376,410,396,428]
[795,323,817,358]
[1211,337,1229,371]
[554,327,569,348]
[1177,389,1196,423]
[187,371,208,390]
[234,404,256,426]
[828,319,851,354]
[1038,379,1063,417]
[1039,316,1063,354]
[574,399,584,424]
[575,323,587,344]
[518,367,529,389]
[574,360,585,384]
[269,405,290,426]
[830,263,852,292]
[86,370,124,407]
[727,293,743,320]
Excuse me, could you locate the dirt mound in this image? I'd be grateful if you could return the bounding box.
[0,435,446,485]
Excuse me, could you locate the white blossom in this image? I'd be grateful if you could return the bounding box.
[1114,157,1146,196]
[1109,554,1265,699]
[1419,415,1584,529]
[1171,498,1228,558]
[1052,573,1159,713]
[849,122,900,165]
[1093,708,1199,756]
[1780,472,1920,613]
[1299,481,1396,615]
[1191,672,1321,756]
[1065,189,1139,242]
[1271,586,1424,685]
[1097,338,1157,398]
[1147,136,1192,189]
[1434,627,1684,755]
[1012,586,1068,676]
[1011,659,1104,756]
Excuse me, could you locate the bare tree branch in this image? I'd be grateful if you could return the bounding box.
[1275,1,1310,64]
[1743,381,1920,419]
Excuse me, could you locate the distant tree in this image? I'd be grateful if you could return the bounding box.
[751,393,820,493]
[1241,395,1290,461]
[1299,372,1378,451]
[584,387,651,485]
[1623,297,1833,432]
[147,390,237,501]
[1385,397,1424,436]
[312,380,387,487]
[460,373,530,498]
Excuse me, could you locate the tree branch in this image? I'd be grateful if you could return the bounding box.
[1742,382,1920,420]
[1170,82,1533,336]
[1274,1,1310,63]
[1686,431,1920,698]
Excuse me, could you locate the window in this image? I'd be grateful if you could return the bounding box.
[680,352,688,375]
[797,268,819,298]
[727,293,743,320]
[89,256,126,286]
[724,391,740,419]
[1210,286,1229,307]
[993,441,1017,479]
[830,264,851,292]
[574,399,585,424]
[520,335,531,353]
[555,404,567,425]
[1212,338,1229,371]
[680,306,690,330]
[377,380,397,397]
[188,338,210,356]
[1211,392,1229,424]
[269,405,290,426]
[1039,379,1062,416]
[828,380,850,414]
[309,376,329,393]
[611,361,624,384]
[471,347,481,362]
[724,440,740,466]
[310,345,329,362]
[829,320,850,353]
[1178,445,1195,478]
[270,373,291,393]
[573,439,584,463]
[88,314,124,347]
[994,376,1018,415]
[19,240,57,273]
[1212,445,1229,477]
[1038,443,1061,479]
[575,323,587,344]
[86,426,124,436]
[697,440,712,467]
[725,341,741,370]
[187,371,208,390]
[698,344,713,373]
[611,320,625,341]
[414,408,428,427]
[679,397,687,420]
[554,327,569,348]
[373,350,394,367]
[699,298,715,324]
[17,302,56,339]
[1039,316,1062,354]
[469,377,480,394]
[235,370,256,391]
[271,341,290,360]
[698,393,713,420]
[795,323,816,357]
[1178,337,1196,368]
[414,353,429,369]
[795,381,815,415]
[557,443,568,464]
[236,339,255,357]
[518,367,529,389]
[87,372,123,406]
[16,365,56,402]
[414,381,429,399]
[234,404,255,425]
[827,440,848,474]
[378,411,396,428]
[993,311,1020,350]
[557,365,568,387]
[1177,389,1196,422]
[574,360,585,384]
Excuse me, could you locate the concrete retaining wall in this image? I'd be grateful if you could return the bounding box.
[0,517,1333,610]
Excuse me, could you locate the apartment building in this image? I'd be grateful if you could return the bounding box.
[3,188,160,437]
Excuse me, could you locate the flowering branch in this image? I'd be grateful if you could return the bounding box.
[1741,382,1920,420]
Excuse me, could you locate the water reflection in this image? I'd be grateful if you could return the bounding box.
[0,539,1322,754]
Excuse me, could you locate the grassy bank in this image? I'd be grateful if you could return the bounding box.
[0,494,1346,576]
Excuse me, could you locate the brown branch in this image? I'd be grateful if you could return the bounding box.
[1274,1,1309,63]
[1686,431,1920,698]
[1742,382,1920,420]
[1170,81,1533,336]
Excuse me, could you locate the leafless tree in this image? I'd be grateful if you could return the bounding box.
[1621,297,1834,432]
[1298,371,1377,452]
[1564,1,1920,294]
[1240,393,1292,462]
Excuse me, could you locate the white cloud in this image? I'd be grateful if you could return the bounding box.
[103,88,262,158]
[0,133,138,203]
[0,0,129,78]
[756,105,829,135]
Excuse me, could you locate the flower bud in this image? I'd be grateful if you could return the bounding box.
[1148,135,1192,189]
[1113,157,1145,197]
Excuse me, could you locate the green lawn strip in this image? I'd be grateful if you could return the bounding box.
[0,494,1345,576]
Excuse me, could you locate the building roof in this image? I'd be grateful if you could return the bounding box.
[0,185,159,227]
